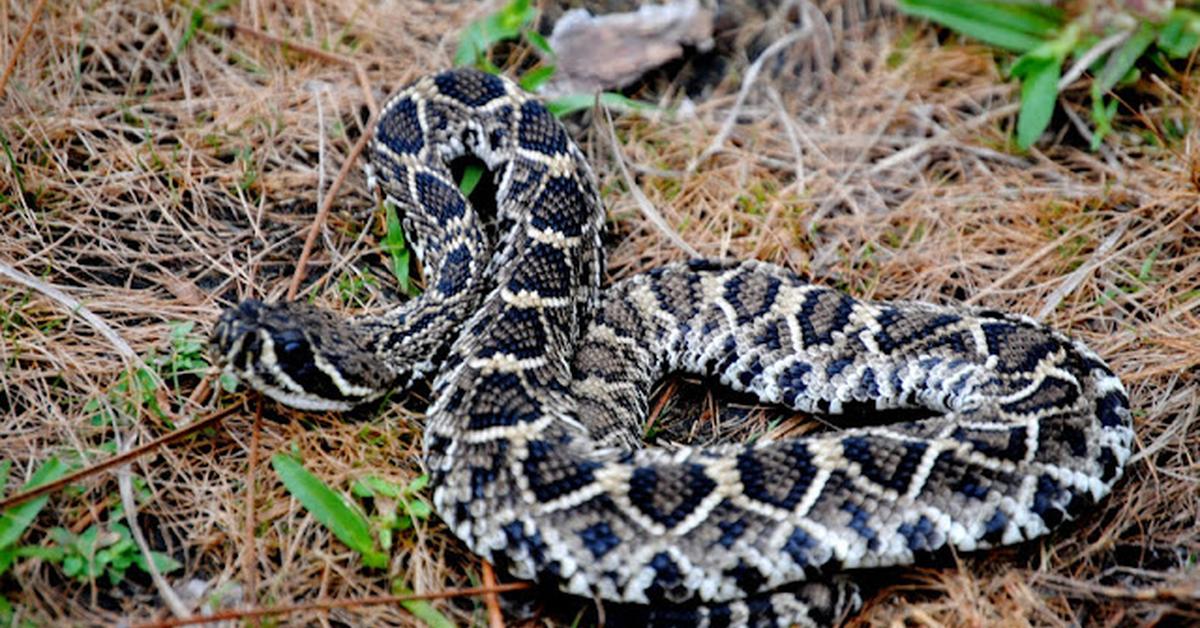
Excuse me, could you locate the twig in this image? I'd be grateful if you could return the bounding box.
[112,404,192,618]
[0,260,143,367]
[868,103,1020,175]
[1059,30,1131,91]
[1036,217,1129,320]
[687,25,814,172]
[285,127,374,300]
[243,399,264,605]
[132,583,534,628]
[481,561,506,628]
[1036,574,1200,603]
[600,103,702,258]
[0,406,238,512]
[0,0,47,100]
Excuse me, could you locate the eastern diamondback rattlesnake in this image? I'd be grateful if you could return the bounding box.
[211,68,1134,626]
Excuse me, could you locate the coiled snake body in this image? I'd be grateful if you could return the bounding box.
[212,69,1134,626]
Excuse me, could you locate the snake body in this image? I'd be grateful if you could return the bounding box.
[211,69,1134,626]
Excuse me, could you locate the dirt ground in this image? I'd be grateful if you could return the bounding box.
[0,1,1197,626]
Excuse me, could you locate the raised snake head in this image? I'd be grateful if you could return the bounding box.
[209,299,394,411]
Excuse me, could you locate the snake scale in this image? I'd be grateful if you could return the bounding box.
[211,69,1134,626]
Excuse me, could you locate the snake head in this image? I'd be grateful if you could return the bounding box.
[210,300,393,411]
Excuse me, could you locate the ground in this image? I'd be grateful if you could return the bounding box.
[0,1,1197,626]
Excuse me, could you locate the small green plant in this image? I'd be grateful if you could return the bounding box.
[350,474,433,552]
[336,271,378,308]
[42,523,181,586]
[271,455,451,624]
[898,0,1200,149]
[0,458,71,578]
[454,0,656,117]
[271,452,388,567]
[381,201,416,296]
[454,0,552,88]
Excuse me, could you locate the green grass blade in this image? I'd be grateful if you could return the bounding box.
[1017,57,1061,148]
[458,163,485,197]
[454,0,536,69]
[394,584,456,628]
[382,201,413,295]
[1095,23,1158,95]
[897,0,1057,52]
[0,457,69,550]
[271,453,387,568]
[1157,10,1200,59]
[518,65,557,92]
[546,92,657,118]
[0,461,11,498]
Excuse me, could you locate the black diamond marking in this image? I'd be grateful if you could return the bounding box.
[522,439,604,502]
[874,311,962,354]
[897,515,939,552]
[723,559,766,595]
[796,290,856,347]
[1000,375,1080,415]
[981,510,1008,545]
[578,522,621,559]
[376,97,423,154]
[414,172,466,223]
[433,69,506,106]
[1097,446,1119,483]
[952,426,1028,463]
[436,243,473,295]
[716,519,746,549]
[723,273,782,326]
[981,322,1063,374]
[477,306,547,360]
[782,527,816,566]
[466,373,541,429]
[779,361,813,407]
[629,464,717,529]
[645,551,685,603]
[1031,474,1069,528]
[517,100,568,154]
[841,501,878,550]
[501,521,557,576]
[841,437,929,493]
[506,241,573,298]
[530,175,591,237]
[737,441,819,511]
[1096,390,1130,428]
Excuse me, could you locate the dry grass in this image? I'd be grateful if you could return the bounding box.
[1,1,1197,626]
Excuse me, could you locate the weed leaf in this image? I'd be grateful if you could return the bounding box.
[1016,57,1060,148]
[271,453,387,568]
[0,457,69,550]
[896,0,1057,52]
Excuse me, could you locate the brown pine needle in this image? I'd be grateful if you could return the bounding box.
[0,406,238,512]
[131,582,533,628]
[0,0,47,100]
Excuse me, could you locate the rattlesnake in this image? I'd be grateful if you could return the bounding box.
[210,68,1134,626]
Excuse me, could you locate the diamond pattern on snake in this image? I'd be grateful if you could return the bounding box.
[210,68,1133,627]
